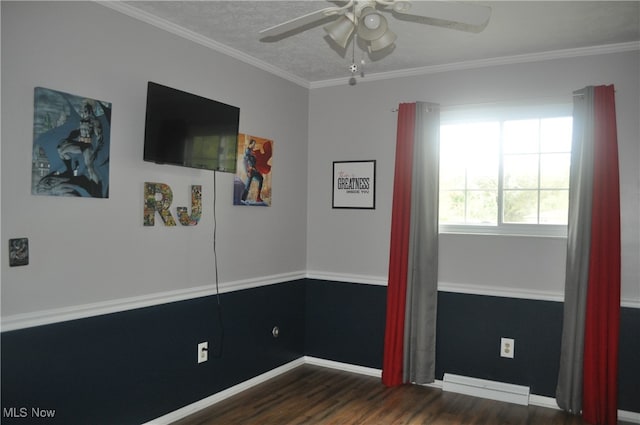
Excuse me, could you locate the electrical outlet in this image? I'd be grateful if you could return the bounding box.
[500,337,515,359]
[197,342,208,364]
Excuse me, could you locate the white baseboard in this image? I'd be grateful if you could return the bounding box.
[620,410,640,424]
[529,394,560,409]
[146,357,640,425]
[529,395,640,423]
[303,356,382,378]
[143,358,305,425]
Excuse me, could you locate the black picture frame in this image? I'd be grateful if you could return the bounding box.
[332,160,376,209]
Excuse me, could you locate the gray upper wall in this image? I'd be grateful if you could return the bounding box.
[1,1,309,318]
[2,1,639,322]
[307,52,639,304]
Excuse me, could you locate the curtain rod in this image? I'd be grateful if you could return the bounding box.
[391,94,578,112]
[391,88,615,111]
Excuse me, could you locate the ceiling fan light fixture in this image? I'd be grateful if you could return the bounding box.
[357,7,387,41]
[363,12,381,30]
[368,28,396,52]
[324,14,355,49]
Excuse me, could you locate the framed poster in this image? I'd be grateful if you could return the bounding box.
[233,134,273,206]
[31,87,111,198]
[332,160,376,209]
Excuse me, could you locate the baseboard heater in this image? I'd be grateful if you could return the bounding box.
[442,373,530,406]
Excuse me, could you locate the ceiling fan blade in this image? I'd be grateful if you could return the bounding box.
[259,6,345,38]
[393,1,491,33]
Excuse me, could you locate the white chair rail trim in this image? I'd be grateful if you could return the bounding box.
[3,271,637,332]
[1,271,306,332]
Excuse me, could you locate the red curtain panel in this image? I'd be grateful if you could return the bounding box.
[382,103,416,387]
[582,85,621,425]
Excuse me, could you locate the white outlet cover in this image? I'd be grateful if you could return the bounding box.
[197,341,208,363]
[500,337,515,359]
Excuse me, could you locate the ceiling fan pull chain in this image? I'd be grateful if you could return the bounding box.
[349,2,359,75]
[349,36,359,74]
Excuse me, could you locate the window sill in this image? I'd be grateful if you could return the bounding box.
[439,225,568,239]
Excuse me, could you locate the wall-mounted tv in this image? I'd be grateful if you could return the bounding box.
[143,82,240,173]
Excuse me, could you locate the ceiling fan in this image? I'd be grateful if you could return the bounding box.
[259,1,492,55]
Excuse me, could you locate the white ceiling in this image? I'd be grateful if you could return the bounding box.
[108,1,640,87]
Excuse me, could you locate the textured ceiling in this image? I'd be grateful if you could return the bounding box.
[109,1,640,87]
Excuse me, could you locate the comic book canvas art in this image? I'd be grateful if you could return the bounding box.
[233,134,273,206]
[32,87,111,198]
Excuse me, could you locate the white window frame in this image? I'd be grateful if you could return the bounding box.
[438,101,573,238]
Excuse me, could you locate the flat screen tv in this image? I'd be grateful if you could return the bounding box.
[143,82,240,173]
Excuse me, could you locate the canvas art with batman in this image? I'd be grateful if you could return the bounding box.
[31,87,111,198]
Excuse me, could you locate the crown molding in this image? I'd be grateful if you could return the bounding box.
[96,1,311,89]
[310,41,640,88]
[97,2,638,91]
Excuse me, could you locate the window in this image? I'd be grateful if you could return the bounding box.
[439,103,572,237]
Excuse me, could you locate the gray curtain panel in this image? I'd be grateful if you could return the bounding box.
[403,102,440,384]
[555,87,595,414]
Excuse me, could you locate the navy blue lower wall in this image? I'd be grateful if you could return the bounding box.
[303,280,639,413]
[619,306,640,411]
[434,292,563,396]
[2,279,638,424]
[1,281,305,425]
[304,279,387,368]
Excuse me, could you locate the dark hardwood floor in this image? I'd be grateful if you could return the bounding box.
[172,365,629,425]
